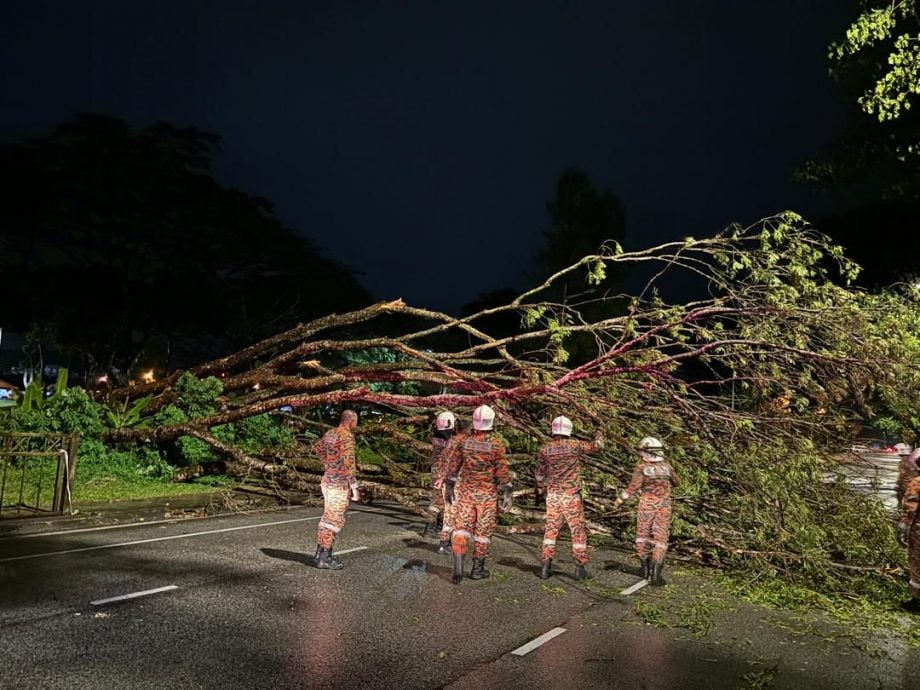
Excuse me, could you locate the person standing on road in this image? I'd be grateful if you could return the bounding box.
[896,444,918,504]
[435,418,471,555]
[444,405,513,584]
[423,411,456,539]
[897,454,920,613]
[614,436,679,586]
[313,410,360,570]
[534,416,604,581]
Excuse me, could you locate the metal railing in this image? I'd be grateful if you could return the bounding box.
[0,433,80,518]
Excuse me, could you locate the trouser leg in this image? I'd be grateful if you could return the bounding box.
[566,494,588,566]
[472,495,498,560]
[317,483,348,549]
[541,493,565,563]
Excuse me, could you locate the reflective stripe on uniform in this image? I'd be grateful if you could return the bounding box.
[543,538,556,546]
[318,522,341,533]
[636,536,652,543]
[453,529,471,539]
[572,542,587,551]
[474,536,491,544]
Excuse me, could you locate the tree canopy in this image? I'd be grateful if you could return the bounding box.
[796,1,920,286]
[0,114,371,382]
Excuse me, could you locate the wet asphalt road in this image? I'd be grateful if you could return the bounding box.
[1,501,918,689]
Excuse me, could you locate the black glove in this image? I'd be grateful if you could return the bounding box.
[898,521,910,547]
[445,480,456,506]
[500,485,513,512]
[533,485,544,504]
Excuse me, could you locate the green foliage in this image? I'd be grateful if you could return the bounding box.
[667,435,904,601]
[104,395,152,429]
[831,2,920,122]
[149,374,293,465]
[172,372,223,419]
[212,414,294,455]
[0,385,104,436]
[20,381,44,412]
[341,348,421,394]
[73,438,222,502]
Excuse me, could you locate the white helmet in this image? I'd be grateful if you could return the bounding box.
[895,442,912,456]
[472,405,495,431]
[436,411,456,431]
[551,416,573,437]
[637,436,665,452]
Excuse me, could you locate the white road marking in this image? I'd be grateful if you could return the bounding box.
[0,506,305,541]
[619,579,650,596]
[333,546,369,556]
[511,627,566,656]
[0,516,322,563]
[0,518,186,541]
[91,585,179,606]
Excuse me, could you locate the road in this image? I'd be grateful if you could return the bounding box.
[835,451,903,512]
[1,501,917,689]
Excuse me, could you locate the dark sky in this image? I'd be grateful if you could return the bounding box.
[1,1,854,314]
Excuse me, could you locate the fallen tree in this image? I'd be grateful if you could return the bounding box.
[101,213,920,594]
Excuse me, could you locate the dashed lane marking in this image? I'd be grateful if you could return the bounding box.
[511,627,567,656]
[0,516,322,563]
[332,546,369,556]
[91,585,179,606]
[619,579,650,596]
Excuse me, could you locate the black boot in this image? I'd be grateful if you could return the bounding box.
[651,559,665,586]
[452,552,465,584]
[316,546,344,570]
[437,539,451,555]
[901,598,920,613]
[422,520,437,538]
[640,557,651,580]
[470,558,490,580]
[574,563,589,581]
[540,559,553,579]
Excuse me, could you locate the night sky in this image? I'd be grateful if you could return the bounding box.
[1,1,854,314]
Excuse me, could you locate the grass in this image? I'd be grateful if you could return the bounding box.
[1,457,67,513]
[73,474,232,503]
[540,582,567,595]
[2,456,233,512]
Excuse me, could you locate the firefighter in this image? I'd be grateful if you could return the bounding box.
[614,436,679,586]
[897,453,920,613]
[444,404,513,584]
[896,444,918,505]
[423,411,456,539]
[436,419,471,554]
[535,415,604,581]
[313,410,360,570]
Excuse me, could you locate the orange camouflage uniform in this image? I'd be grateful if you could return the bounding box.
[446,431,512,560]
[622,457,679,562]
[900,474,920,600]
[536,438,600,565]
[427,435,451,522]
[435,432,466,543]
[898,451,920,504]
[315,426,358,549]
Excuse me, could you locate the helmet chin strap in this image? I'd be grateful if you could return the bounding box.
[641,451,664,462]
